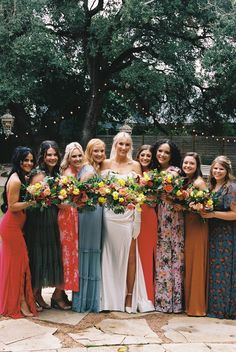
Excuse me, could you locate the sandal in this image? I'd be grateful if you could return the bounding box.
[51,298,71,310]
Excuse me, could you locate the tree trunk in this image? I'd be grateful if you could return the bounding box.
[80,90,104,147]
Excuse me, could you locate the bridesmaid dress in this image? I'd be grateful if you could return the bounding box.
[0,210,37,318]
[138,204,157,304]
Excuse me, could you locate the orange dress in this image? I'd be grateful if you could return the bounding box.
[138,204,157,304]
[58,206,79,291]
[0,210,37,318]
[184,212,208,316]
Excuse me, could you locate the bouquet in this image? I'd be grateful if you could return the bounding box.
[54,175,82,207]
[94,175,145,214]
[158,171,185,202]
[184,186,218,213]
[76,176,103,212]
[23,176,58,210]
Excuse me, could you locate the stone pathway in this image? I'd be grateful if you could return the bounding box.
[1,289,236,352]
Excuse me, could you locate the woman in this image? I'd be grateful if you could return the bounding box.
[201,155,236,319]
[100,132,154,313]
[136,145,157,304]
[151,139,184,313]
[56,142,85,302]
[72,138,105,312]
[0,146,37,318]
[181,152,208,316]
[24,141,68,310]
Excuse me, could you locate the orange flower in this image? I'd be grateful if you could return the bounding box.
[163,184,173,193]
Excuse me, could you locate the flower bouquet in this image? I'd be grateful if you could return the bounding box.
[184,186,218,213]
[54,175,82,207]
[23,176,58,210]
[157,171,185,203]
[95,175,145,214]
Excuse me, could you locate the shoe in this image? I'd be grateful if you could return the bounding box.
[125,306,132,314]
[35,293,51,310]
[35,302,43,312]
[62,291,72,306]
[51,298,71,310]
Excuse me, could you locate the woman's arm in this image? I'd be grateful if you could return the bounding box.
[7,174,35,212]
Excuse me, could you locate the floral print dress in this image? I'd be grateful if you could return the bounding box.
[208,182,236,319]
[154,166,184,313]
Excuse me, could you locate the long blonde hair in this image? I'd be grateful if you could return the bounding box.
[110,131,133,160]
[85,138,106,173]
[60,142,84,172]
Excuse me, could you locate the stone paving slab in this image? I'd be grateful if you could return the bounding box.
[96,318,160,339]
[0,319,57,345]
[69,318,161,347]
[163,317,236,343]
[162,343,210,352]
[35,309,87,326]
[5,332,62,352]
[207,344,236,351]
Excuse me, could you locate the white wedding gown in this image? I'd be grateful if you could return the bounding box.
[100,171,154,313]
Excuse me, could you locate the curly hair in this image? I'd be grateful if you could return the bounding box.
[151,139,181,170]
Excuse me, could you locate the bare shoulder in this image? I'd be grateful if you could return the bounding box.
[194,176,206,190]
[7,173,21,192]
[8,173,21,186]
[131,160,142,174]
[101,159,111,171]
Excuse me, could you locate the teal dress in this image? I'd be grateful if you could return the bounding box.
[208,182,236,319]
[72,164,103,312]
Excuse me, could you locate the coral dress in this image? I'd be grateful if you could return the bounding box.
[138,204,157,304]
[58,206,79,291]
[184,212,208,316]
[0,210,37,318]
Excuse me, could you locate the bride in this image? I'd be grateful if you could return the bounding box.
[100,131,154,313]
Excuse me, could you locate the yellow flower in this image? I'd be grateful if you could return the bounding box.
[207,199,213,206]
[143,172,151,181]
[61,176,69,185]
[176,190,182,197]
[34,182,42,190]
[98,181,105,188]
[98,196,107,204]
[196,190,204,197]
[119,197,124,203]
[59,189,67,199]
[72,188,80,195]
[166,174,173,183]
[112,191,119,200]
[117,178,126,187]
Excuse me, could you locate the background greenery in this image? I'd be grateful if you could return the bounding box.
[0,0,236,149]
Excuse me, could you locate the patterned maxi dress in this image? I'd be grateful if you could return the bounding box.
[208,183,236,319]
[154,167,184,313]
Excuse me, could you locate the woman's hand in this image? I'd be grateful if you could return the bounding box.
[201,210,215,219]
[173,204,183,212]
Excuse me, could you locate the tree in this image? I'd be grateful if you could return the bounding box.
[0,0,235,146]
